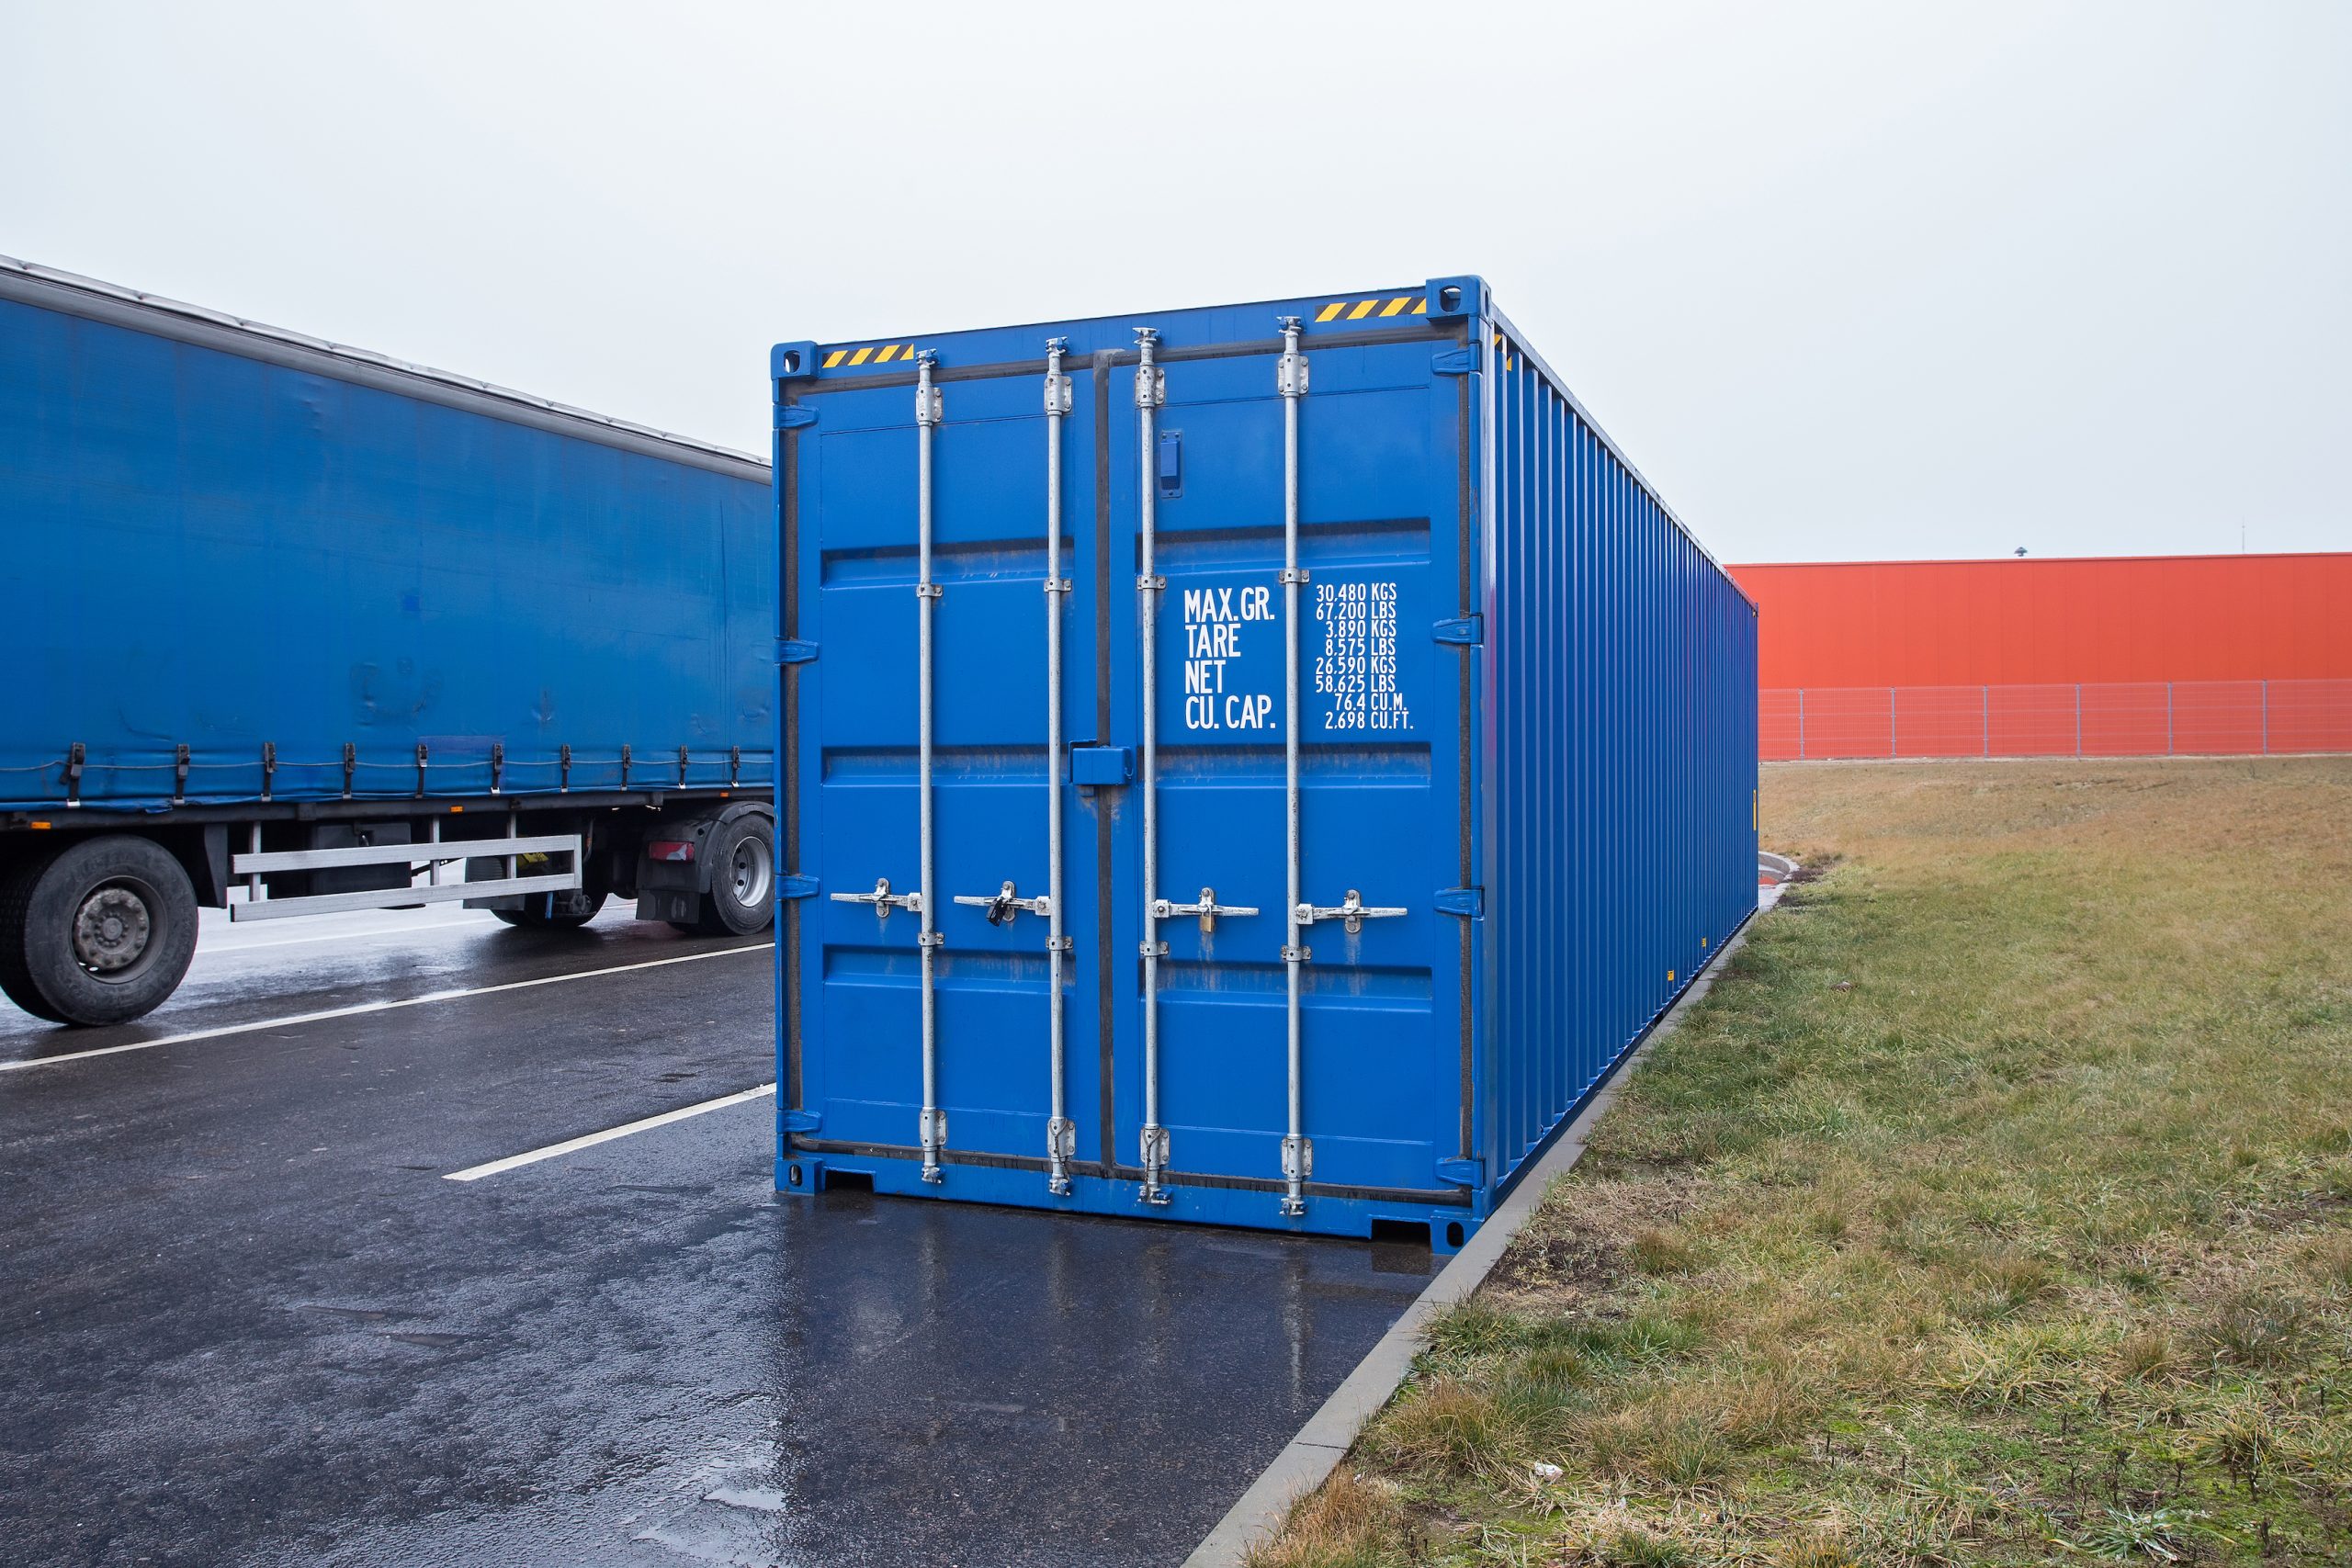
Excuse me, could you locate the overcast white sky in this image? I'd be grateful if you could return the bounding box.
[6,1,2346,562]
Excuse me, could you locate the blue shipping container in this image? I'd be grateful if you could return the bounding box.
[0,257,775,812]
[772,276,1757,1249]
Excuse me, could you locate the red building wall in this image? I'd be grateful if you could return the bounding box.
[1725,554,2352,760]
[1728,554,2352,686]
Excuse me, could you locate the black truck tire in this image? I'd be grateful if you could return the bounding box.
[0,845,72,1022]
[5,835,199,1026]
[693,814,775,936]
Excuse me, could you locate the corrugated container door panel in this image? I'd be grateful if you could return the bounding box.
[800,360,1108,1170]
[1102,331,1464,1201]
[777,282,1756,1248]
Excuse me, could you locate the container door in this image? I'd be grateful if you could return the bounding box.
[1104,325,1474,1214]
[794,352,1104,1184]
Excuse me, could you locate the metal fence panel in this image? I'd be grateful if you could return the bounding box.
[1762,679,2352,760]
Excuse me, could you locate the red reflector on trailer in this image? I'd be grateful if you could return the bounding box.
[648,840,695,863]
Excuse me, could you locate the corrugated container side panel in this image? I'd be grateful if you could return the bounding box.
[1523,359,1542,1158]
[1498,355,1517,1156]
[1496,360,1522,1157]
[1483,319,1757,1197]
[1566,397,1590,1130]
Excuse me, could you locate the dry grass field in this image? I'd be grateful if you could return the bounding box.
[1253,758,2352,1566]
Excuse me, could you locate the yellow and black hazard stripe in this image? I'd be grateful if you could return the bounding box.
[820,342,921,369]
[1312,294,1428,323]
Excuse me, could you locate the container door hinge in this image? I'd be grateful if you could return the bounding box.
[1435,1155,1484,1188]
[1431,346,1476,376]
[1435,886,1484,919]
[780,874,820,900]
[1281,1134,1313,1184]
[775,404,819,430]
[1432,614,1483,646]
[780,1108,822,1134]
[776,638,820,665]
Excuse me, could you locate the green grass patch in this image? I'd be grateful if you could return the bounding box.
[1251,759,2352,1566]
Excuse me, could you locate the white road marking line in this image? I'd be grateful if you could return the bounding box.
[444,1083,777,1182]
[0,942,774,1075]
[202,917,490,953]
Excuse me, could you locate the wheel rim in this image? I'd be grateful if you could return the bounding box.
[73,877,162,983]
[729,834,773,908]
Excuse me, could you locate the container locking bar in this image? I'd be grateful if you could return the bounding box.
[1135,325,1172,1206]
[1042,337,1075,1195]
[1275,316,1311,1218]
[1272,312,1412,1217]
[914,349,946,1183]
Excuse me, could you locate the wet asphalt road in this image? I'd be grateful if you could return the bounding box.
[0,905,1430,1567]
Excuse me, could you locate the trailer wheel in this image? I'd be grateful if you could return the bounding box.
[0,847,72,1022]
[6,835,199,1026]
[692,814,775,936]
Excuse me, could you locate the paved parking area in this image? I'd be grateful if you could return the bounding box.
[0,906,1430,1567]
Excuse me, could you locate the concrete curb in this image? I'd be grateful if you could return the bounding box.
[1181,921,1757,1568]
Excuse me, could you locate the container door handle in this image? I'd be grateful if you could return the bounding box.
[1150,886,1260,937]
[1296,889,1408,938]
[831,876,922,919]
[953,879,1052,929]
